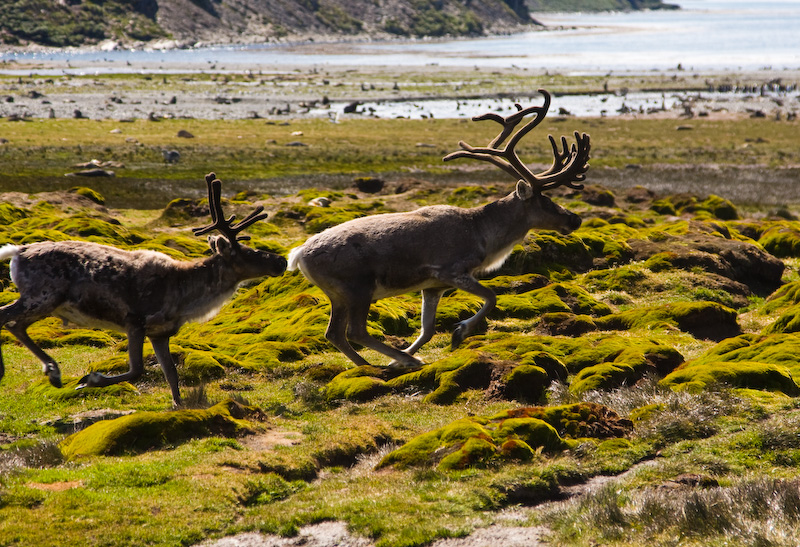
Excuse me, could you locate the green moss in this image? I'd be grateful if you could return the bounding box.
[651,194,738,220]
[644,252,676,272]
[378,402,628,471]
[661,361,800,395]
[502,365,550,403]
[369,298,419,337]
[763,280,800,313]
[758,223,800,258]
[0,203,29,225]
[764,304,800,334]
[583,267,648,293]
[559,335,684,379]
[595,301,740,340]
[689,333,800,382]
[69,186,105,205]
[424,355,492,404]
[304,207,368,233]
[182,352,226,386]
[295,189,345,202]
[446,185,498,207]
[28,376,138,400]
[700,195,739,220]
[59,399,260,459]
[141,234,212,259]
[539,312,598,336]
[496,282,612,320]
[520,351,568,381]
[57,330,118,348]
[325,366,391,402]
[499,233,592,276]
[570,361,642,394]
[53,214,146,245]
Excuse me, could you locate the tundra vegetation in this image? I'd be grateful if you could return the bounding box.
[0,102,800,546]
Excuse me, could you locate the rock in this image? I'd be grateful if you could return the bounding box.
[64,168,115,177]
[353,177,384,193]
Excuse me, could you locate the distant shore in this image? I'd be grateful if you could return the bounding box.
[0,61,797,123]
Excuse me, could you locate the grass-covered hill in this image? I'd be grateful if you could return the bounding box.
[0,0,679,49]
[0,0,531,49]
[1,112,800,545]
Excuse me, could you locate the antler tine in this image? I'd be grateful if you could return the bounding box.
[444,90,590,193]
[192,173,269,244]
[227,205,269,241]
[538,132,591,191]
[443,90,553,188]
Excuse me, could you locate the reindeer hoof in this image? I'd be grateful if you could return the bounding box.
[44,363,62,389]
[387,358,422,371]
[76,371,103,389]
[451,323,468,349]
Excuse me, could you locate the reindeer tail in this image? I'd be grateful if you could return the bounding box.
[0,245,19,262]
[287,245,305,272]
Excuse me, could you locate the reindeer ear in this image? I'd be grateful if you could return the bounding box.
[207,235,233,257]
[515,180,534,200]
[207,235,219,253]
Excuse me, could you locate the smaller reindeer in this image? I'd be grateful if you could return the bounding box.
[288,90,590,369]
[0,173,287,405]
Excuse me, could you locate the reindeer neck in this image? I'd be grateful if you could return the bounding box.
[473,192,531,248]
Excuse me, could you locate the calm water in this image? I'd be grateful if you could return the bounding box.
[2,0,799,74]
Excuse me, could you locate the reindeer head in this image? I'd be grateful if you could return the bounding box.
[193,173,287,278]
[444,90,589,234]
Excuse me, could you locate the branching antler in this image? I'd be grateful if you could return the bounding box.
[443,89,590,192]
[192,172,269,245]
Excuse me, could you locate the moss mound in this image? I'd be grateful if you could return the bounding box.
[498,232,593,276]
[686,333,800,383]
[59,399,261,459]
[662,361,800,395]
[627,229,784,295]
[182,351,226,385]
[651,194,738,220]
[595,301,741,341]
[378,402,630,471]
[327,349,558,405]
[325,366,393,402]
[758,223,800,258]
[495,282,612,320]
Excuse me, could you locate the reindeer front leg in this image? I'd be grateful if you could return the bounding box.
[439,273,496,349]
[4,324,62,388]
[390,288,445,363]
[78,326,146,392]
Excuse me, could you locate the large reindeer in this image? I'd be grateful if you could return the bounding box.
[288,90,590,369]
[0,173,287,405]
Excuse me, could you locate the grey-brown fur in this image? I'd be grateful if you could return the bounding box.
[0,175,287,405]
[288,92,590,369]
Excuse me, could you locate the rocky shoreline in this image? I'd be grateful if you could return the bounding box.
[1,61,798,122]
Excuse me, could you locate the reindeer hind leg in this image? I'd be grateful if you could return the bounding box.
[324,298,375,368]
[150,335,182,407]
[344,295,423,370]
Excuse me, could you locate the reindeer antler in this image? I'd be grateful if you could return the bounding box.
[443,89,590,191]
[192,172,269,245]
